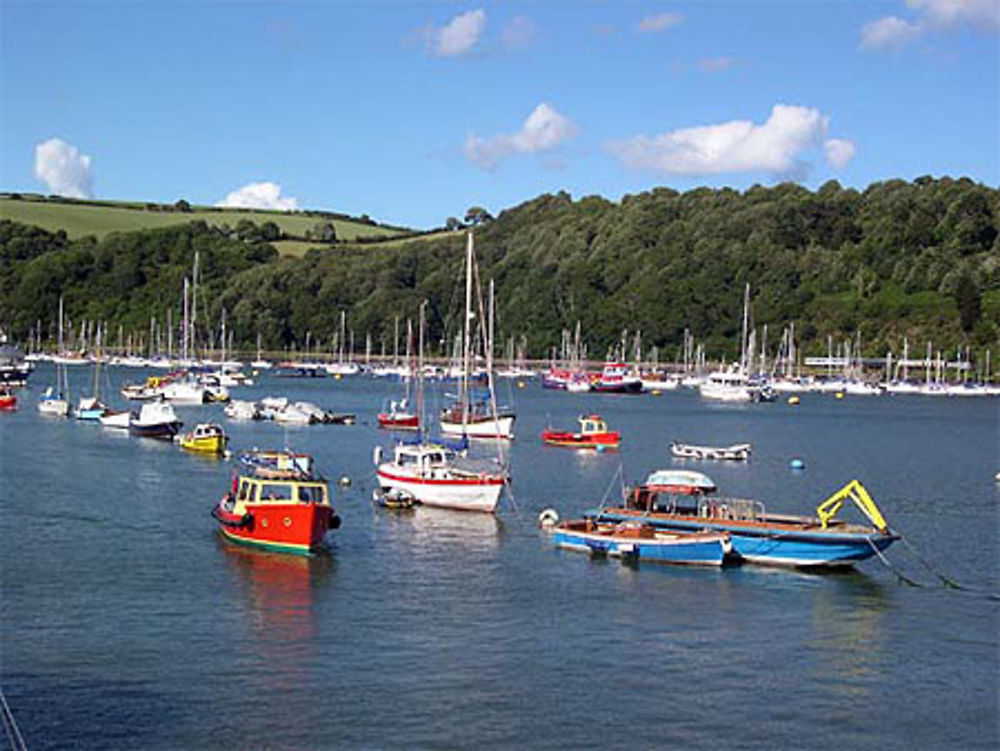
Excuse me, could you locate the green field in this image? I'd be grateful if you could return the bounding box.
[0,195,408,245]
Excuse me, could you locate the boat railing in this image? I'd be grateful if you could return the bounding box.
[697,497,765,522]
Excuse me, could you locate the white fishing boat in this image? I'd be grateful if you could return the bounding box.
[671,441,752,461]
[699,367,754,402]
[129,400,183,438]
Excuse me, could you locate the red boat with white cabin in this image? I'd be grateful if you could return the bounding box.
[542,414,620,449]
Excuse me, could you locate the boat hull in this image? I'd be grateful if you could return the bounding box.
[377,413,420,430]
[595,509,897,568]
[542,430,620,449]
[440,414,515,439]
[214,502,336,555]
[181,435,228,454]
[551,523,729,566]
[130,421,182,439]
[376,466,504,513]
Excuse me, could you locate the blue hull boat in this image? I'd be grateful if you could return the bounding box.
[550,519,731,567]
[595,473,898,569]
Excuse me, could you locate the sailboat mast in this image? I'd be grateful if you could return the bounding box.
[740,282,750,371]
[462,232,474,430]
[417,301,426,438]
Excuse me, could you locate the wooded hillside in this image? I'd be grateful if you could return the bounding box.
[1,177,996,362]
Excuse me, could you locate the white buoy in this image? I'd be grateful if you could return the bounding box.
[538,508,559,528]
[339,476,352,487]
[790,458,805,470]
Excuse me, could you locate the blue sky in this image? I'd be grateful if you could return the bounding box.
[2,1,998,228]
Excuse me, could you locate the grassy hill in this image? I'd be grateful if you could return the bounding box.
[0,194,409,250]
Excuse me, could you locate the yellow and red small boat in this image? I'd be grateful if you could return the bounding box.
[542,414,621,449]
[212,451,341,555]
[179,422,229,455]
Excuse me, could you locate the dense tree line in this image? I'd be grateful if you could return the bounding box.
[0,177,997,362]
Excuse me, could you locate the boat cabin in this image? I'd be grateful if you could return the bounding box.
[579,415,609,434]
[393,443,457,470]
[234,475,329,506]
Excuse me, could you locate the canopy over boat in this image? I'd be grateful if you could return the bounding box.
[643,469,717,494]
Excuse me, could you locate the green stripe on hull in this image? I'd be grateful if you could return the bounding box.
[219,528,316,556]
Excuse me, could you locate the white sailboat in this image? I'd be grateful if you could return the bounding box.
[375,287,508,513]
[38,296,71,417]
[700,284,754,403]
[439,235,515,439]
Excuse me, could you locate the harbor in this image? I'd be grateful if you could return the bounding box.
[2,361,997,750]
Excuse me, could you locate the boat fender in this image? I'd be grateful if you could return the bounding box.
[538,508,559,528]
[330,513,342,530]
[373,446,383,467]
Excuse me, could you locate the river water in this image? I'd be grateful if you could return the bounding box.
[2,364,997,750]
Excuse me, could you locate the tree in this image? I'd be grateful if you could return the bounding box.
[174,199,191,212]
[260,221,281,242]
[445,216,463,231]
[465,206,493,226]
[311,221,337,242]
[955,272,981,332]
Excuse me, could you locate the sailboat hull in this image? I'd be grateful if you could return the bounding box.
[439,414,515,439]
[375,465,504,512]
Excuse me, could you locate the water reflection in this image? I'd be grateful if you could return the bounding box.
[375,505,502,553]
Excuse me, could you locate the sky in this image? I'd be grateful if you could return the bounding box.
[1,0,998,229]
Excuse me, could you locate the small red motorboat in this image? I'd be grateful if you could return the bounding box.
[212,451,341,555]
[0,388,16,410]
[542,414,621,449]
[377,398,420,430]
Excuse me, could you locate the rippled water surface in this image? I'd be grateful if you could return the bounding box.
[2,365,998,750]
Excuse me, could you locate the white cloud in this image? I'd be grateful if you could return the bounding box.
[637,12,684,33]
[824,139,857,169]
[464,103,578,169]
[430,9,486,57]
[860,16,922,49]
[502,16,535,50]
[607,105,833,177]
[697,56,736,72]
[861,0,999,51]
[216,182,298,210]
[34,138,93,198]
[909,0,1000,30]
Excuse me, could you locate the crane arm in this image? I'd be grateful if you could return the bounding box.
[816,479,890,533]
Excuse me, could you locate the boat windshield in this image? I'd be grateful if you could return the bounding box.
[260,483,294,501]
[297,484,327,504]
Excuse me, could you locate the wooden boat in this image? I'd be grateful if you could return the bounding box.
[212,450,341,555]
[0,388,16,410]
[542,414,620,449]
[129,400,183,439]
[550,518,731,566]
[179,422,229,455]
[596,473,898,568]
[670,441,751,461]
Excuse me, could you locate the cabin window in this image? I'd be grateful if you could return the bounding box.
[399,453,418,467]
[298,485,325,504]
[237,480,250,502]
[261,483,293,501]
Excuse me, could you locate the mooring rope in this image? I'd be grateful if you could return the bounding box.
[0,686,28,751]
[867,536,1000,600]
[866,537,923,587]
